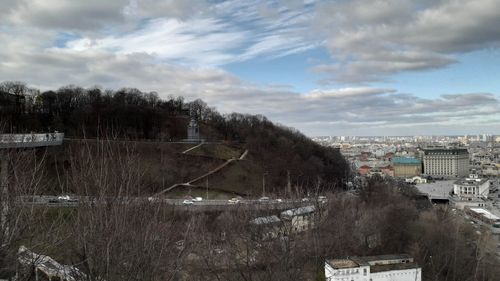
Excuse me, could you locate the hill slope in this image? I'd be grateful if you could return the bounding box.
[2,82,350,195]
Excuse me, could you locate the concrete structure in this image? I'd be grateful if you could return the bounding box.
[186,118,203,142]
[393,157,421,177]
[18,246,86,281]
[325,254,421,281]
[423,148,469,178]
[0,133,64,231]
[453,174,490,200]
[0,133,64,149]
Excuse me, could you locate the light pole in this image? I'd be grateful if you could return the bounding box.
[1,153,8,232]
[206,175,209,200]
[262,172,268,197]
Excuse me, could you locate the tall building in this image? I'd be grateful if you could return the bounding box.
[325,254,421,281]
[393,157,421,177]
[423,148,469,178]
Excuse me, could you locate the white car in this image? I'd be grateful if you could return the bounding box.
[193,197,203,202]
[258,196,270,202]
[228,198,240,204]
[58,195,71,201]
[182,199,194,205]
[275,198,283,203]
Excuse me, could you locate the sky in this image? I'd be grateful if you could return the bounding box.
[1,0,500,136]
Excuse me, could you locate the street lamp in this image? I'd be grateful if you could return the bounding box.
[262,172,268,197]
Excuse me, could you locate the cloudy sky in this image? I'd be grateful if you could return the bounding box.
[1,0,500,136]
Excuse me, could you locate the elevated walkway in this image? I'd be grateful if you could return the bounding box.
[0,133,64,149]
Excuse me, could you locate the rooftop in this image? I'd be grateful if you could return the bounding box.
[281,205,315,218]
[370,262,419,273]
[327,254,415,270]
[424,148,468,155]
[468,208,500,221]
[251,215,281,225]
[393,157,421,165]
[454,177,489,186]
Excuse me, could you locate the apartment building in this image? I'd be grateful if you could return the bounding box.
[423,148,469,178]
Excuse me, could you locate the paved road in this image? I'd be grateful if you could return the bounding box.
[14,195,319,211]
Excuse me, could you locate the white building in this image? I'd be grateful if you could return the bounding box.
[453,174,490,200]
[325,254,421,281]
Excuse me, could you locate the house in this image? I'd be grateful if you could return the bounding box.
[358,165,372,176]
[250,215,283,240]
[280,205,316,233]
[325,254,421,281]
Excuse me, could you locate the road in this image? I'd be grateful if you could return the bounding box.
[14,195,319,211]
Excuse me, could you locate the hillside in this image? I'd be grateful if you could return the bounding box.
[1,82,350,196]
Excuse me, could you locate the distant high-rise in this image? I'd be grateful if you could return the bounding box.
[423,148,469,178]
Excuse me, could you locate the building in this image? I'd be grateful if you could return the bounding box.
[465,207,500,226]
[280,205,316,233]
[358,165,372,176]
[250,215,283,240]
[423,148,469,178]
[453,174,490,200]
[393,157,422,177]
[405,176,427,184]
[325,254,421,281]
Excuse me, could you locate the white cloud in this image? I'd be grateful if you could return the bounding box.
[313,0,500,83]
[1,0,500,136]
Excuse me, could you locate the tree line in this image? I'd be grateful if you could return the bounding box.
[1,81,350,192]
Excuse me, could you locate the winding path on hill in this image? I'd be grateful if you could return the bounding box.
[181,142,204,154]
[153,149,249,197]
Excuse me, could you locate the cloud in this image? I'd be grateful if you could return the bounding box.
[59,0,319,66]
[2,44,499,135]
[1,0,500,136]
[313,0,500,83]
[2,0,208,31]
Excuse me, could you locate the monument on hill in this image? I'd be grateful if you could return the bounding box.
[185,118,204,142]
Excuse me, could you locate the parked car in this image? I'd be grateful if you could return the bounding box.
[228,198,240,204]
[275,198,283,203]
[258,196,270,202]
[301,197,310,202]
[193,197,203,202]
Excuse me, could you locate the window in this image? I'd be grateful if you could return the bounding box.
[363,268,367,276]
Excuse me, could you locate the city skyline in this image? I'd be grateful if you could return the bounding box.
[1,0,500,136]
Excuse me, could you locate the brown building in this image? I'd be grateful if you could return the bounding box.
[393,157,422,177]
